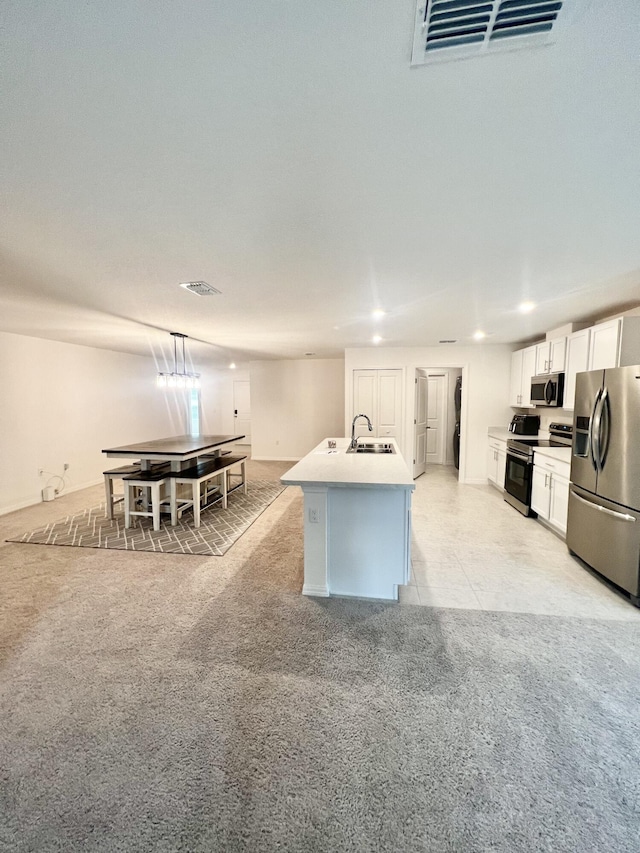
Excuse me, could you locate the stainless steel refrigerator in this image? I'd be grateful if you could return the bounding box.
[566,364,640,605]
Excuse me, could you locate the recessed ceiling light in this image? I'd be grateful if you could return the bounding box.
[519,301,536,314]
[229,363,236,369]
[473,330,486,341]
[372,309,386,319]
[372,335,382,344]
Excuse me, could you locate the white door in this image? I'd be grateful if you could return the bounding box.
[233,380,251,444]
[352,369,402,443]
[413,371,428,479]
[426,373,446,465]
[376,369,402,439]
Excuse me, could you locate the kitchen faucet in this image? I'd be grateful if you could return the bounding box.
[350,413,373,449]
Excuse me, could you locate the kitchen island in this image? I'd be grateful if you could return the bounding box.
[281,438,414,600]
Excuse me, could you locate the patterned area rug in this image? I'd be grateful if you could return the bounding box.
[10,480,286,556]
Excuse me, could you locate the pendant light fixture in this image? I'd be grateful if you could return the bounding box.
[157,332,201,389]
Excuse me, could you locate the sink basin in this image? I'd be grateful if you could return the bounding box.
[346,442,395,454]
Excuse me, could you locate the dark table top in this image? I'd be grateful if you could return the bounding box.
[102,435,245,458]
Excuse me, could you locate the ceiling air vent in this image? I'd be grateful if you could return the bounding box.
[179,280,221,296]
[411,0,573,66]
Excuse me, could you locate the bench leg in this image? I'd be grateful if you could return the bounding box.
[152,483,161,531]
[193,482,201,528]
[170,479,178,527]
[104,475,115,518]
[222,470,228,509]
[241,460,247,495]
[124,483,132,529]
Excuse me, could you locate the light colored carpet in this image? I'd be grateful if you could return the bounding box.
[8,480,285,556]
[1,491,639,852]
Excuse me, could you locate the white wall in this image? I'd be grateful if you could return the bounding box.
[200,367,250,435]
[345,347,513,483]
[0,332,186,515]
[250,359,345,460]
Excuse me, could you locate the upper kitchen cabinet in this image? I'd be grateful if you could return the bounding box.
[535,337,566,375]
[352,369,403,441]
[587,316,640,371]
[563,328,591,411]
[509,346,537,407]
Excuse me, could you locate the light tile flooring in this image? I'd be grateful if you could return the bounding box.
[400,465,640,622]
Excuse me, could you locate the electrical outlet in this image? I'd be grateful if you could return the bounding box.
[308,508,319,523]
[63,463,70,471]
[38,468,44,477]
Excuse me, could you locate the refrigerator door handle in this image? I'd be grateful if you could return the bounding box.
[588,388,602,472]
[598,387,611,470]
[570,489,636,522]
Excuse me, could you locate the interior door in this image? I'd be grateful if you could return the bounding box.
[233,380,251,444]
[413,371,428,478]
[426,373,446,465]
[353,370,377,438]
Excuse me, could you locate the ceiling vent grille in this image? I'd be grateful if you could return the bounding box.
[179,281,221,296]
[411,0,571,66]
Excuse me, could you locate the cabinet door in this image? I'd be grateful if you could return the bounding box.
[487,445,498,485]
[531,466,550,518]
[563,328,590,411]
[549,475,570,536]
[509,350,524,406]
[549,336,567,372]
[377,369,403,438]
[496,448,507,490]
[535,342,551,375]
[588,319,621,370]
[521,347,538,407]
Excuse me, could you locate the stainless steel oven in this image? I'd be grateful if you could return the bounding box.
[504,423,573,517]
[504,443,534,516]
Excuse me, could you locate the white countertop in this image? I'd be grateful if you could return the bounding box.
[281,438,415,490]
[487,428,513,441]
[533,446,572,464]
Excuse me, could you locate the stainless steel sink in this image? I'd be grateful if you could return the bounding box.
[346,442,395,454]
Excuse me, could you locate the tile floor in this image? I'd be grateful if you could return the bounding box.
[400,465,640,621]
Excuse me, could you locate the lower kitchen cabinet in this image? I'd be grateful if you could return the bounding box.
[487,437,507,490]
[531,452,571,536]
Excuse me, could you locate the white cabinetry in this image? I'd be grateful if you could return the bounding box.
[352,369,403,440]
[487,436,507,490]
[535,337,566,375]
[509,346,537,407]
[531,452,571,536]
[587,316,640,371]
[563,328,591,411]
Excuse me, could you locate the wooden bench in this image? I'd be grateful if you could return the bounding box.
[122,464,171,532]
[103,463,141,519]
[168,455,247,528]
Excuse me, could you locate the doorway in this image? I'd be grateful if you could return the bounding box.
[414,367,463,479]
[233,380,251,445]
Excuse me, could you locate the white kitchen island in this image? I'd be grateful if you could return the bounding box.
[281,438,415,600]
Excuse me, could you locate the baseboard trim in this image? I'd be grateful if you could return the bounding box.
[302,583,330,597]
[0,478,103,517]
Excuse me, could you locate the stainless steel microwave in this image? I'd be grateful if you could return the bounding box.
[530,372,565,408]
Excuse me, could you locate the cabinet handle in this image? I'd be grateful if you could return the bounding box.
[544,473,548,487]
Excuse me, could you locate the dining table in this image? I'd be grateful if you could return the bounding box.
[102,434,245,472]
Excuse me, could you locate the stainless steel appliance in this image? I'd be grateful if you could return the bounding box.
[530,372,565,407]
[505,423,573,516]
[509,413,540,435]
[566,365,640,605]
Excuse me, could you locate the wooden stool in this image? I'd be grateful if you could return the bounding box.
[122,466,170,532]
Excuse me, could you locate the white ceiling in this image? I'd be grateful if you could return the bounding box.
[2,1,640,367]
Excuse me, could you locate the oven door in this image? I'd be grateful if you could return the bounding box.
[504,449,534,516]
